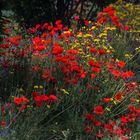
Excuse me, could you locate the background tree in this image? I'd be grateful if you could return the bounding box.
[8,0,116,28]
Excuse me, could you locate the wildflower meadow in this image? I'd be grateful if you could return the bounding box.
[0,0,140,140]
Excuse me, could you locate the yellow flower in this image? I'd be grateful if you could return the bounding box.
[124,54,130,57]
[103,46,107,49]
[34,85,38,89]
[61,89,69,95]
[106,50,111,53]
[91,26,96,30]
[84,34,92,37]
[39,85,43,89]
[135,48,139,51]
[136,99,139,103]
[93,39,100,42]
[110,98,113,101]
[106,108,111,111]
[113,100,117,105]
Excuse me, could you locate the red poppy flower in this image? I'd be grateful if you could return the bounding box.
[34,95,42,107]
[49,95,57,102]
[127,113,136,122]
[122,25,129,31]
[103,7,113,13]
[99,49,106,55]
[48,25,53,30]
[121,71,134,78]
[84,20,89,26]
[106,62,115,71]
[85,114,94,121]
[21,97,29,104]
[42,68,50,80]
[63,26,68,31]
[57,24,63,30]
[117,61,125,68]
[104,124,113,133]
[88,60,95,67]
[74,16,80,20]
[14,98,22,105]
[91,73,96,79]
[85,126,93,134]
[5,27,9,34]
[41,23,48,30]
[32,66,41,72]
[42,94,49,102]
[115,92,122,101]
[92,67,100,73]
[19,105,27,111]
[115,127,123,136]
[35,45,46,51]
[59,65,69,73]
[66,49,78,54]
[94,106,104,115]
[108,10,115,16]
[94,121,102,126]
[111,16,119,22]
[98,12,103,17]
[52,43,64,55]
[70,78,77,84]
[1,121,6,126]
[32,91,39,97]
[94,62,100,68]
[96,131,103,138]
[80,72,87,78]
[98,17,107,24]
[55,20,62,25]
[111,70,121,77]
[35,24,40,30]
[32,37,42,45]
[103,98,111,103]
[120,116,128,123]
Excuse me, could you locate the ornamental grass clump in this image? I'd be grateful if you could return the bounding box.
[0,5,139,140]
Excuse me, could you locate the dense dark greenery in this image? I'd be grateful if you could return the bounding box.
[0,0,140,31]
[1,0,140,29]
[0,0,4,42]
[4,0,116,27]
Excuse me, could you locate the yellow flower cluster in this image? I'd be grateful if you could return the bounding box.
[34,85,44,89]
